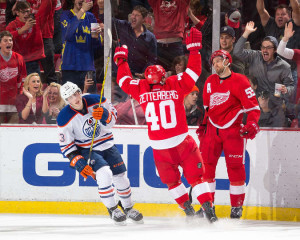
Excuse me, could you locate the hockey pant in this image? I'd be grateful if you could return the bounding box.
[200,121,246,207]
[152,135,212,208]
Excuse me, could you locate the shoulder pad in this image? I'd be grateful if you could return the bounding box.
[57,106,77,127]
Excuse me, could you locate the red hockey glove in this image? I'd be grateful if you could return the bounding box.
[196,124,206,141]
[185,27,202,54]
[92,106,111,125]
[113,45,128,67]
[70,155,95,180]
[240,121,260,140]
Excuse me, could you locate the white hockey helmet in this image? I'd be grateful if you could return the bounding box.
[60,81,82,102]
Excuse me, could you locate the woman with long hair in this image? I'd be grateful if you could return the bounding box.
[42,82,66,124]
[16,73,44,124]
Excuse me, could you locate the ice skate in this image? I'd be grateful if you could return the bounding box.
[124,207,144,224]
[195,207,204,218]
[183,201,195,221]
[230,207,243,219]
[202,201,218,223]
[108,205,127,225]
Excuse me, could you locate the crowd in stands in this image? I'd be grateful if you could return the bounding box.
[0,0,300,128]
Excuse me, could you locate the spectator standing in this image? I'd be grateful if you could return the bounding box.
[6,0,51,75]
[98,3,157,78]
[197,50,260,219]
[184,85,203,126]
[0,30,26,124]
[61,0,102,92]
[0,0,6,32]
[39,0,59,85]
[42,82,65,124]
[147,0,190,71]
[219,26,245,74]
[16,72,44,124]
[54,0,63,54]
[233,21,294,127]
[277,22,300,126]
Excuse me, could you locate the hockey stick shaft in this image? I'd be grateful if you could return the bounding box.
[86,48,112,168]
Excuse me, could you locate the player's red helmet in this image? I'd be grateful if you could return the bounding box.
[210,50,232,66]
[144,65,166,84]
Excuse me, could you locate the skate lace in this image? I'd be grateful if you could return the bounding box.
[112,208,125,219]
[127,209,140,218]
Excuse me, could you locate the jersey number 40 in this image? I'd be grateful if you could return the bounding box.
[145,100,177,131]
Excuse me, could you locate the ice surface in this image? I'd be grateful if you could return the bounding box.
[0,214,299,240]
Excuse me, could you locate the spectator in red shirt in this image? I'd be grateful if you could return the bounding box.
[0,30,27,124]
[0,0,6,32]
[6,0,51,76]
[147,0,190,71]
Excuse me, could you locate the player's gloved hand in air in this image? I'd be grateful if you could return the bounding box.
[185,27,202,54]
[92,106,111,125]
[240,121,260,140]
[196,124,206,141]
[113,45,128,66]
[70,155,95,180]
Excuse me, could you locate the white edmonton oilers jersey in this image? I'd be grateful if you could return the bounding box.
[57,94,117,157]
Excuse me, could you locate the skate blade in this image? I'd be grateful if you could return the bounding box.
[130,219,144,224]
[114,220,127,226]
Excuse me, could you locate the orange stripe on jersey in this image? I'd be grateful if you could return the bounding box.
[117,190,131,195]
[98,188,114,194]
[112,112,117,121]
[61,141,75,151]
[77,135,113,147]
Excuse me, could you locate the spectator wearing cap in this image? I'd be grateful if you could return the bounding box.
[184,85,204,126]
[219,26,245,74]
[233,21,294,127]
[224,8,242,40]
[200,7,242,74]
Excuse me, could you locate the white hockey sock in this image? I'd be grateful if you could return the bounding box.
[96,166,117,209]
[113,172,133,209]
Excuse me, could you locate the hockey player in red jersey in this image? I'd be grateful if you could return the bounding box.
[112,27,217,223]
[196,50,260,219]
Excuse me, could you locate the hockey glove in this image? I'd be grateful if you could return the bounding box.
[196,124,206,141]
[113,45,128,67]
[70,155,95,179]
[92,106,111,125]
[240,121,260,140]
[185,27,202,54]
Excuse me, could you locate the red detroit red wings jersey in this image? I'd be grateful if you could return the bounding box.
[203,72,260,128]
[117,54,201,149]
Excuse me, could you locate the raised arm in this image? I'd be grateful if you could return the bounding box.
[290,0,300,26]
[256,0,270,27]
[277,22,295,60]
[233,21,258,63]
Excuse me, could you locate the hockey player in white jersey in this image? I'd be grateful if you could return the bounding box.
[57,82,143,225]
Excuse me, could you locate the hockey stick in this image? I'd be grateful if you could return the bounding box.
[87,47,112,165]
[85,16,113,180]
